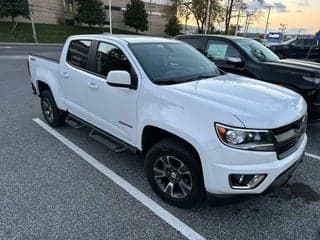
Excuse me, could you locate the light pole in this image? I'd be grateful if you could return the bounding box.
[109,0,112,34]
[264,5,272,40]
[235,1,241,36]
[279,23,287,33]
[204,0,210,34]
[28,0,38,43]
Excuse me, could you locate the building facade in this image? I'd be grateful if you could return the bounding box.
[1,0,169,36]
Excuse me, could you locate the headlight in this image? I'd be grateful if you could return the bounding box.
[302,76,320,84]
[215,123,275,151]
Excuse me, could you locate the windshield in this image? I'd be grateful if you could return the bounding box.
[234,38,279,62]
[129,42,219,85]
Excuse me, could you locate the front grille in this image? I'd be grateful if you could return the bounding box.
[272,115,307,159]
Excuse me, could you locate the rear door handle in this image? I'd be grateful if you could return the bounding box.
[62,71,69,78]
[88,82,98,89]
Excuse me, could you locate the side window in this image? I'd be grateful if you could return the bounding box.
[206,40,240,60]
[95,42,132,77]
[67,40,91,69]
[303,39,317,46]
[181,38,200,48]
[295,39,304,46]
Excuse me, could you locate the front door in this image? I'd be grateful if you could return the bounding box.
[204,39,249,76]
[87,41,138,146]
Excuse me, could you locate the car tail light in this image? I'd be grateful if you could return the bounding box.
[27,61,31,77]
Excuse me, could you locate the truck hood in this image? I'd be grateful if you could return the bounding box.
[166,74,307,129]
[263,59,320,76]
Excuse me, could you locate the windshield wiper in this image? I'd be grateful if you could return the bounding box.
[184,74,217,82]
[153,73,218,85]
[153,80,182,85]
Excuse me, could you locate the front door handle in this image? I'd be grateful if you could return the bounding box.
[88,82,98,89]
[62,71,69,78]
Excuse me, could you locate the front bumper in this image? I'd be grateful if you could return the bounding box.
[201,133,307,195]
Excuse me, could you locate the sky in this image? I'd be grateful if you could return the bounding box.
[186,0,320,35]
[236,0,320,34]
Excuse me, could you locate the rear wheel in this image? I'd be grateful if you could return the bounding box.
[40,90,67,127]
[145,138,205,208]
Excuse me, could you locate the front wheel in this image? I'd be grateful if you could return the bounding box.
[145,138,205,208]
[40,90,67,127]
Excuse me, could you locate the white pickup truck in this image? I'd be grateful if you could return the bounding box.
[29,34,308,208]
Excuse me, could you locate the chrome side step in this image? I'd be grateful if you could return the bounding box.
[89,129,127,153]
[65,114,130,153]
[65,115,85,129]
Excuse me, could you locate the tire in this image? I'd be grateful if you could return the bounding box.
[40,90,67,127]
[145,138,205,208]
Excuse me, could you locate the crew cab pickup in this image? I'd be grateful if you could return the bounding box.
[175,35,320,119]
[29,35,308,208]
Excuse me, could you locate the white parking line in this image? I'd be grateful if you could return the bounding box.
[33,118,205,240]
[305,152,320,161]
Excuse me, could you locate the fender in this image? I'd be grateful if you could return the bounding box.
[35,70,66,111]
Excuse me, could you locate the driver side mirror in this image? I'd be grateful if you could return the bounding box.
[106,70,135,89]
[226,57,243,65]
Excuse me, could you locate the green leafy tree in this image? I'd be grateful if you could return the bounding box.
[123,0,148,33]
[0,0,29,32]
[175,0,223,33]
[164,16,181,36]
[75,0,106,28]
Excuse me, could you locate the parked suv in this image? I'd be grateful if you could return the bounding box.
[29,35,307,207]
[176,34,320,119]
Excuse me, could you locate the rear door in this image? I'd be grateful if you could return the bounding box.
[176,36,202,51]
[60,39,93,121]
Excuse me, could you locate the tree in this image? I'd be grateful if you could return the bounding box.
[164,16,181,36]
[181,0,223,33]
[123,0,148,33]
[224,0,263,34]
[0,0,29,32]
[75,0,106,28]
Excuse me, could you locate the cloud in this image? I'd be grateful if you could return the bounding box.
[296,9,303,13]
[296,0,309,6]
[247,1,289,13]
[273,2,288,12]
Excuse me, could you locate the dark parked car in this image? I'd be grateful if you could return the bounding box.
[175,34,320,119]
[269,38,320,62]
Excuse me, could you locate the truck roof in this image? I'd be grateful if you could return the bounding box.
[69,34,179,44]
[176,34,246,41]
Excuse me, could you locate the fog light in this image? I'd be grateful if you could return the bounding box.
[229,174,266,189]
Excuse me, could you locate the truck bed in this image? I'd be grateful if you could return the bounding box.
[30,52,61,63]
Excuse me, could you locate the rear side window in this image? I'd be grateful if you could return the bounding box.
[206,40,240,60]
[180,38,200,48]
[94,42,131,77]
[67,40,92,69]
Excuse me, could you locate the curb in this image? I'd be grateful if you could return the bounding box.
[0,42,63,46]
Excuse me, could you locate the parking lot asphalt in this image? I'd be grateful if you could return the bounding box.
[0,45,320,240]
